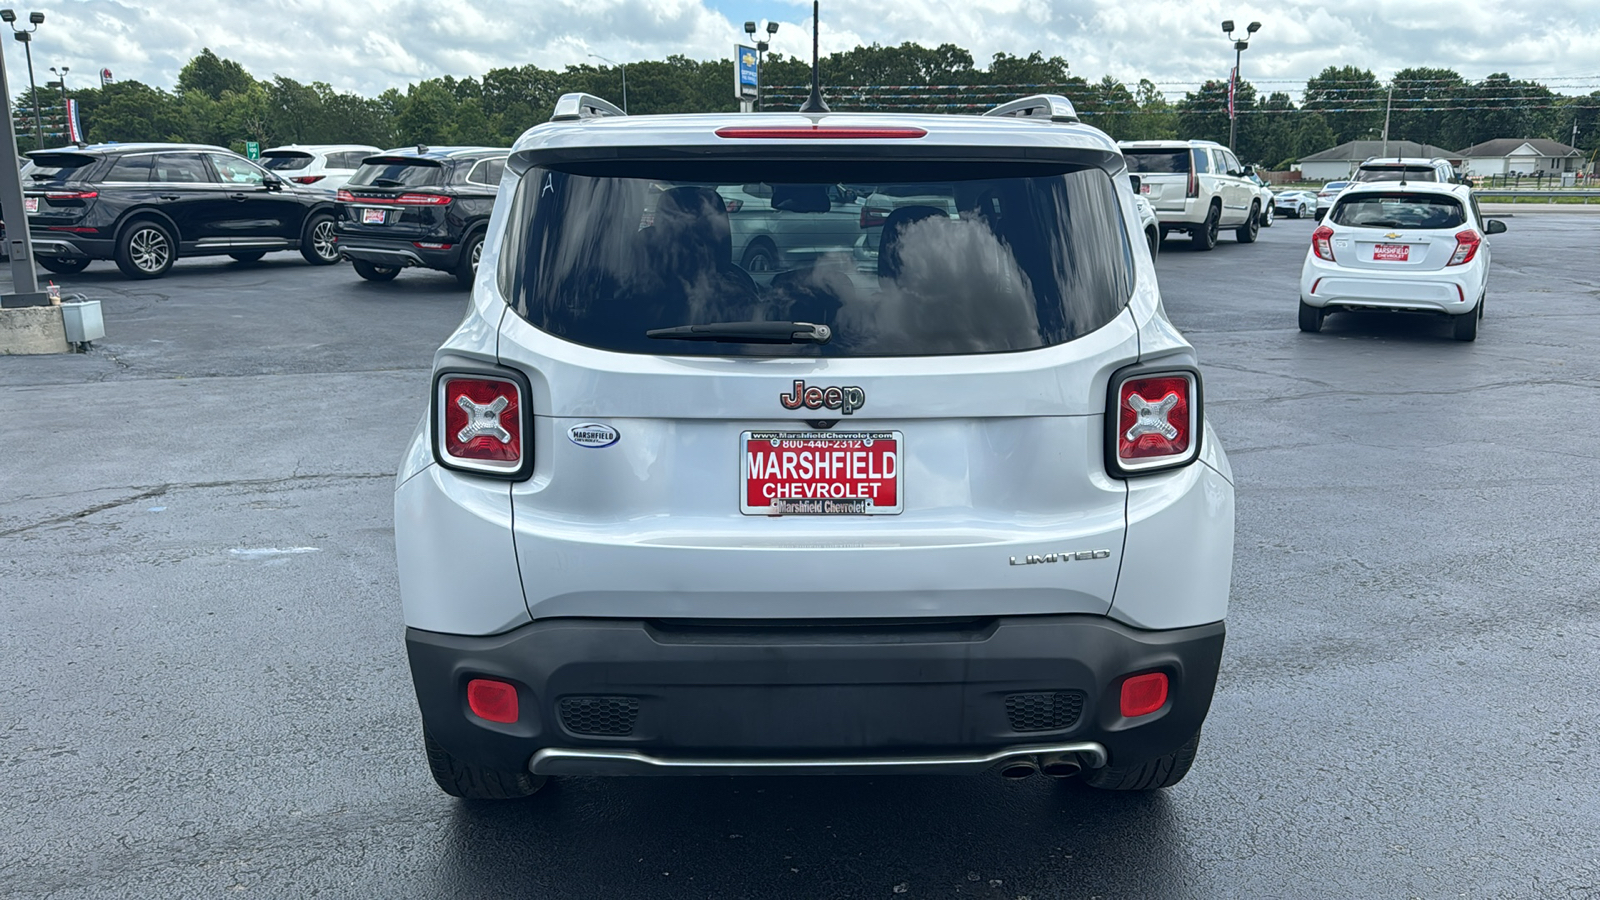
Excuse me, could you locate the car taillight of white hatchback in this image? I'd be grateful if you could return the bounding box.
[1107,369,1202,476]
[431,372,531,478]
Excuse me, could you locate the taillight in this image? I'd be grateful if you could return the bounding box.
[860,206,889,229]
[1448,229,1481,266]
[1186,168,1198,199]
[725,199,743,213]
[1119,672,1169,718]
[433,371,531,478]
[44,190,97,200]
[1311,224,1336,261]
[336,189,355,202]
[1106,368,1202,476]
[466,678,519,724]
[396,193,452,205]
[291,175,326,184]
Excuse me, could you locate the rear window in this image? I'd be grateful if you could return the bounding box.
[25,152,100,184]
[1123,150,1191,174]
[1330,192,1465,229]
[347,157,442,188]
[261,152,314,171]
[502,160,1134,357]
[1354,165,1438,183]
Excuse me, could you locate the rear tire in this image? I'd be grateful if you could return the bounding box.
[299,213,340,266]
[115,220,176,279]
[1260,201,1274,227]
[39,257,90,274]
[454,230,485,288]
[1452,309,1478,342]
[1145,227,1160,259]
[424,730,547,800]
[740,239,778,272]
[1084,730,1200,791]
[228,251,266,263]
[1299,300,1324,333]
[1192,204,1221,251]
[1236,204,1260,243]
[352,259,400,282]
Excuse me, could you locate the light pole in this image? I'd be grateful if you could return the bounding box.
[3,10,45,152]
[1219,19,1260,153]
[743,20,778,111]
[48,63,65,145]
[0,7,44,304]
[586,53,627,113]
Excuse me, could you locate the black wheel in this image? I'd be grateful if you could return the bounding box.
[1084,730,1200,791]
[114,220,176,279]
[740,239,778,272]
[1236,203,1260,243]
[455,230,485,287]
[299,213,339,266]
[1314,209,1326,222]
[228,251,266,263]
[39,257,90,274]
[424,729,547,800]
[1477,292,1486,319]
[1298,300,1324,333]
[352,259,401,282]
[1146,227,1159,259]
[1452,309,1478,342]
[1191,204,1221,251]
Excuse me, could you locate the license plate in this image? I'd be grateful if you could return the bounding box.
[361,208,386,225]
[1373,244,1410,261]
[24,197,38,214]
[1139,184,1151,194]
[741,431,903,516]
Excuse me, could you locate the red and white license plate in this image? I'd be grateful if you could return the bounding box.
[1372,243,1410,261]
[742,431,903,516]
[361,208,386,225]
[24,197,39,214]
[1139,183,1151,194]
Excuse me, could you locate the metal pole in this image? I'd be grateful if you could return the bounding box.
[0,32,45,304]
[755,46,762,112]
[1228,45,1241,151]
[21,35,41,152]
[620,64,627,114]
[1381,82,1393,157]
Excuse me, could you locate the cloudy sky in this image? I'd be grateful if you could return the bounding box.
[9,0,1599,99]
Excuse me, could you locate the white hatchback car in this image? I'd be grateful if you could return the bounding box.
[1299,182,1506,341]
[1314,181,1351,220]
[395,92,1234,799]
[259,144,381,191]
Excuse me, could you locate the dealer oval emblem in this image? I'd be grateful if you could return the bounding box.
[567,423,620,448]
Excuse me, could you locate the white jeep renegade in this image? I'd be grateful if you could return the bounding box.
[395,92,1235,799]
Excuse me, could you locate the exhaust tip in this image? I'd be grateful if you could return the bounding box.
[1040,756,1082,779]
[998,760,1039,780]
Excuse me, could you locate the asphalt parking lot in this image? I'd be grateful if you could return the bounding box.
[3,213,1599,899]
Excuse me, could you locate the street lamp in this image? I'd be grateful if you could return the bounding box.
[744,20,779,111]
[586,52,627,113]
[2,10,45,152]
[1220,19,1260,153]
[48,64,66,144]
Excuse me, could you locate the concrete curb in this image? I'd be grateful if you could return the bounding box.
[0,304,70,354]
[1478,203,1600,215]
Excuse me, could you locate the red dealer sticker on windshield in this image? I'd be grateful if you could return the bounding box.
[741,431,903,515]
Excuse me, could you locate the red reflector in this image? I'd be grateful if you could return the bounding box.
[440,375,522,467]
[413,241,453,250]
[1120,672,1168,718]
[859,206,889,229]
[715,125,928,140]
[47,226,98,233]
[336,189,355,202]
[1118,376,1191,461]
[44,190,98,200]
[466,678,519,724]
[291,175,326,184]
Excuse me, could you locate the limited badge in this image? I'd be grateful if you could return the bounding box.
[567,423,620,448]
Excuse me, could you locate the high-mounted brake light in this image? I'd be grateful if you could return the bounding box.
[433,372,530,478]
[714,125,928,140]
[291,175,326,185]
[1448,228,1481,266]
[859,206,890,229]
[1106,369,1202,477]
[466,678,519,724]
[1120,672,1169,718]
[334,190,450,206]
[1311,224,1336,261]
[43,190,97,200]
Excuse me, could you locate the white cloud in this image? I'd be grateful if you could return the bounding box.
[8,0,1598,99]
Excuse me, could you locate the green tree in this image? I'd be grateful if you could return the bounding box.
[177,48,255,101]
[1303,66,1383,144]
[1386,67,1466,149]
[1120,79,1177,141]
[79,81,187,143]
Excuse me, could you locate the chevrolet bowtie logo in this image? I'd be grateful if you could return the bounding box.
[1384,232,1402,239]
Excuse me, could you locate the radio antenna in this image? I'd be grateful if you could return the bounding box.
[798,1,829,113]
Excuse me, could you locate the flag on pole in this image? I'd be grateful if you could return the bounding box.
[1227,66,1237,119]
[66,98,83,143]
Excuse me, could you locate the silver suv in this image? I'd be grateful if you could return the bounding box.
[396,93,1235,799]
[1120,139,1265,250]
[1351,157,1458,185]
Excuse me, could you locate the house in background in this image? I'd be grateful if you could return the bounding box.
[1296,140,1457,181]
[1455,139,1584,177]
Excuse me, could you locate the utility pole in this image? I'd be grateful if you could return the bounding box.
[1382,81,1394,157]
[0,14,45,305]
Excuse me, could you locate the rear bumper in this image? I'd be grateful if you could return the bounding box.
[29,235,114,260]
[1301,262,1480,313]
[407,615,1225,776]
[336,235,458,271]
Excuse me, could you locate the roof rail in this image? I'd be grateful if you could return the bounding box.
[983,94,1078,124]
[550,92,627,122]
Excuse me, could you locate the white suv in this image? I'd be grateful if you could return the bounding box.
[1351,157,1458,186]
[1120,139,1265,250]
[396,93,1235,799]
[259,144,381,191]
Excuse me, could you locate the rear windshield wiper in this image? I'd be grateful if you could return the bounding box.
[370,178,407,187]
[646,321,833,344]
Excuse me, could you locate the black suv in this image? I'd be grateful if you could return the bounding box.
[21,143,341,279]
[333,146,507,286]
